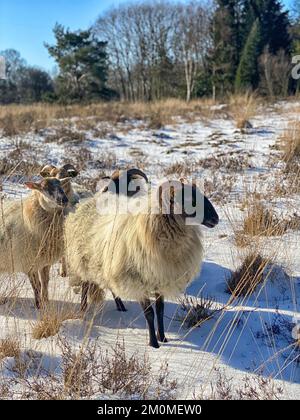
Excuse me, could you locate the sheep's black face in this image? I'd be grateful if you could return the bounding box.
[164,182,219,227]
[202,195,219,228]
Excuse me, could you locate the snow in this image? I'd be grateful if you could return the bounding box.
[0,100,299,399]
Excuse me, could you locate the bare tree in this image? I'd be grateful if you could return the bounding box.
[173,1,212,101]
[95,2,177,101]
[94,1,212,102]
[259,48,291,98]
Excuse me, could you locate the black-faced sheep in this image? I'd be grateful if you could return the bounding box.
[64,175,219,348]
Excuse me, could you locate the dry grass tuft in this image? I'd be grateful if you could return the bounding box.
[178,295,216,328]
[0,336,177,399]
[279,121,300,166]
[204,173,236,204]
[198,154,252,172]
[147,109,170,129]
[0,148,41,177]
[197,368,284,400]
[164,160,193,177]
[0,337,21,360]
[32,308,76,340]
[241,201,285,237]
[226,252,272,296]
[229,92,258,129]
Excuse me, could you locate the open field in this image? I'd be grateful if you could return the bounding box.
[0,97,299,399]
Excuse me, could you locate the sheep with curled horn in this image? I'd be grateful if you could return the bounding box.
[64,176,219,348]
[67,167,149,313]
[40,165,148,312]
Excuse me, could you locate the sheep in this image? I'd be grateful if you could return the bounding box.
[72,167,148,312]
[40,164,84,205]
[39,165,148,312]
[64,175,219,348]
[39,164,84,278]
[0,177,70,309]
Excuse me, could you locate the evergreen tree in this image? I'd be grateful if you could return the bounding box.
[45,24,113,102]
[209,0,291,96]
[210,0,243,97]
[235,18,262,90]
[242,0,291,54]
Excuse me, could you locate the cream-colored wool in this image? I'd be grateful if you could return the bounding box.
[0,192,65,275]
[65,191,204,301]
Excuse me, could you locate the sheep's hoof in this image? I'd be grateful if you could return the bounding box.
[157,334,168,343]
[117,306,127,312]
[114,297,127,312]
[149,340,160,349]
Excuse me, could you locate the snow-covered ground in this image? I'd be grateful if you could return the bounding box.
[0,100,299,399]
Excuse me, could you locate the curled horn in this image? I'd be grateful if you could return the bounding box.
[60,164,79,178]
[102,168,148,195]
[126,168,148,184]
[40,164,58,178]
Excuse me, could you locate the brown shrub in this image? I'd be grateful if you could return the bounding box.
[32,308,76,340]
[0,337,20,360]
[226,253,272,296]
[229,92,259,129]
[178,295,216,328]
[279,121,300,165]
[45,127,85,144]
[198,154,252,172]
[242,201,285,237]
[197,368,284,400]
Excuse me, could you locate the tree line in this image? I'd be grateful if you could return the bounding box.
[1,0,299,104]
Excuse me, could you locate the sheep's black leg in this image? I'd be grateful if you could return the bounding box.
[140,299,159,349]
[81,282,89,313]
[155,294,168,343]
[112,291,127,312]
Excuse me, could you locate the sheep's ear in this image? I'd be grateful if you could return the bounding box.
[40,165,57,178]
[24,181,41,191]
[61,164,79,178]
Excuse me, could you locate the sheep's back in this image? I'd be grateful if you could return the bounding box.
[65,198,204,300]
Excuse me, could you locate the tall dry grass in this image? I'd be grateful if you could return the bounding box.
[279,121,300,166]
[226,252,273,297]
[229,92,260,129]
[0,98,227,138]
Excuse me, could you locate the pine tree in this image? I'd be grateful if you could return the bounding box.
[210,0,243,97]
[236,0,291,93]
[235,18,262,90]
[241,0,291,54]
[45,24,113,102]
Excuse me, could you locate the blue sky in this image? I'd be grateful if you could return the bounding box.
[0,0,129,72]
[0,0,294,72]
